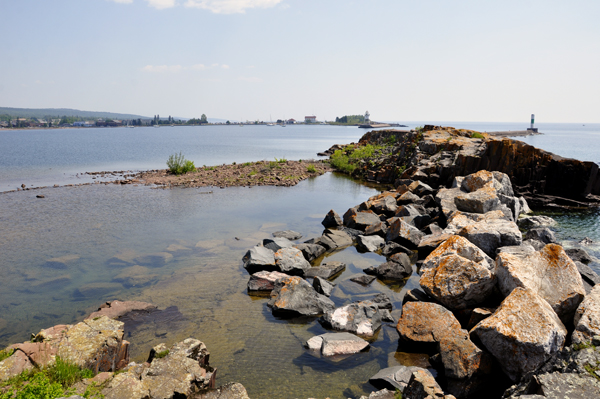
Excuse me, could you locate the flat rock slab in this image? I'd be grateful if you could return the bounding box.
[86,300,157,320]
[133,252,173,267]
[304,261,346,280]
[272,230,302,240]
[517,215,557,229]
[396,301,462,344]
[369,365,431,391]
[471,287,567,382]
[195,382,251,399]
[357,235,386,252]
[350,275,376,285]
[496,243,585,323]
[242,246,276,274]
[318,229,353,251]
[263,237,294,252]
[535,371,600,398]
[247,271,290,292]
[305,332,369,356]
[294,243,326,263]
[458,218,522,257]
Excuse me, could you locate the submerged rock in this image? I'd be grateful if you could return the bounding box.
[304,261,346,280]
[272,230,302,240]
[267,276,334,317]
[305,332,369,356]
[321,300,383,337]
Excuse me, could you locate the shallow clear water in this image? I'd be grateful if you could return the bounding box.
[0,123,599,398]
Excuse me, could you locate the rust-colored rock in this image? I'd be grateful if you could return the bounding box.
[396,302,462,344]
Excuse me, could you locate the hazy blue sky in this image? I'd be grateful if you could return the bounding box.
[1,0,598,122]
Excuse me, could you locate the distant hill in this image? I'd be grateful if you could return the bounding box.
[0,107,149,120]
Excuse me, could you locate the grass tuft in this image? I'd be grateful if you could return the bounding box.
[167,152,196,175]
[471,132,485,139]
[306,164,317,173]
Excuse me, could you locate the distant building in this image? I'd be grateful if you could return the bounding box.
[73,121,85,127]
[305,116,316,123]
[287,118,296,124]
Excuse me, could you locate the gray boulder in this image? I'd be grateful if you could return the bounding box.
[293,243,326,263]
[572,285,600,344]
[370,196,398,216]
[566,247,594,265]
[343,208,381,230]
[318,228,353,251]
[397,191,422,205]
[322,209,343,228]
[404,369,448,399]
[267,276,335,317]
[242,246,276,274]
[496,243,585,323]
[369,366,432,391]
[356,235,385,252]
[247,271,290,292]
[312,276,335,297]
[386,217,424,249]
[364,253,412,281]
[471,287,567,382]
[364,221,389,237]
[575,261,600,289]
[454,186,500,214]
[274,247,311,276]
[321,300,383,337]
[304,261,346,280]
[535,371,600,398]
[457,218,522,257]
[263,237,294,252]
[517,215,556,229]
[350,275,376,285]
[409,180,434,197]
[305,332,369,356]
[525,227,557,244]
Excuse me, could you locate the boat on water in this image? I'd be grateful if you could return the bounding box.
[267,115,275,126]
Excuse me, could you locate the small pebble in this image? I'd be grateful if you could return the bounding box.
[36,195,45,198]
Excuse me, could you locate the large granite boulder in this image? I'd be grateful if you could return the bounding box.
[454,185,500,214]
[420,236,496,310]
[305,332,369,356]
[343,208,381,230]
[396,302,462,344]
[364,252,412,281]
[267,276,335,317]
[517,215,557,229]
[317,228,353,251]
[572,284,600,344]
[417,233,453,259]
[370,196,398,216]
[247,271,290,292]
[0,350,34,382]
[274,247,311,276]
[525,227,557,244]
[321,300,383,337]
[471,287,567,382]
[322,209,343,228]
[496,243,586,323]
[386,217,424,249]
[457,218,522,257]
[242,246,276,274]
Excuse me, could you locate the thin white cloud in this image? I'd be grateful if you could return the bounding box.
[238,76,262,82]
[184,0,282,14]
[221,64,230,69]
[142,65,183,73]
[190,64,207,70]
[145,0,177,10]
[108,0,133,4]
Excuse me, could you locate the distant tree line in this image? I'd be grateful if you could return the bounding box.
[185,114,208,125]
[335,115,365,124]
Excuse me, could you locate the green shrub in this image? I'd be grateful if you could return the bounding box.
[275,157,287,163]
[349,144,379,160]
[330,150,356,174]
[306,164,317,173]
[167,152,195,175]
[471,132,485,139]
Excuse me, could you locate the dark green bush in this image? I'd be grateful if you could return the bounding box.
[167,152,196,175]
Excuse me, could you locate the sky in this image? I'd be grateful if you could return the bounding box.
[1,0,599,123]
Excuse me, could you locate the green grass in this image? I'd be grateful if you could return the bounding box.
[306,164,317,173]
[471,132,485,139]
[248,170,257,177]
[242,162,253,167]
[154,349,170,359]
[330,150,356,174]
[274,157,287,163]
[0,348,14,362]
[268,161,281,170]
[0,357,98,399]
[166,152,196,175]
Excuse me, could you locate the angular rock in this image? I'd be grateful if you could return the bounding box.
[0,350,34,382]
[350,275,376,285]
[421,235,494,273]
[318,228,353,251]
[386,217,424,249]
[458,218,522,257]
[364,253,412,281]
[321,300,383,337]
[404,369,448,399]
[566,248,594,265]
[525,227,557,244]
[438,331,492,390]
[322,209,343,228]
[535,371,600,398]
[402,288,435,304]
[263,237,294,252]
[86,300,157,320]
[397,191,422,205]
[304,261,346,280]
[305,332,369,356]
[274,247,311,276]
[396,302,462,344]
[417,233,453,259]
[356,235,385,252]
[409,180,434,197]
[370,293,393,310]
[242,246,276,274]
[267,276,335,317]
[369,365,431,391]
[467,307,495,330]
[572,285,600,344]
[395,204,423,218]
[247,271,289,292]
[471,287,567,382]
[272,230,302,240]
[455,186,500,214]
[294,243,326,263]
[381,241,413,258]
[365,221,389,238]
[420,241,497,310]
[496,243,586,323]
[312,276,335,297]
[358,389,396,399]
[370,196,398,216]
[575,261,600,288]
[517,215,557,229]
[195,382,251,399]
[343,208,381,230]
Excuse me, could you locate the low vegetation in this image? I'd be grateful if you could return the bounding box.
[329,144,386,175]
[471,132,485,139]
[306,164,317,173]
[0,357,100,399]
[167,152,196,175]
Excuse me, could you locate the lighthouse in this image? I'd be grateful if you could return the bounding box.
[365,111,370,124]
[527,114,538,133]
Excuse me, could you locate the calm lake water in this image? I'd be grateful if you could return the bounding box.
[0,123,598,398]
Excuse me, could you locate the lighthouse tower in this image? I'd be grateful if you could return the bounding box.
[527,114,538,133]
[365,111,370,124]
